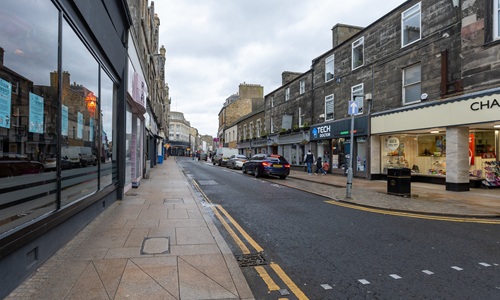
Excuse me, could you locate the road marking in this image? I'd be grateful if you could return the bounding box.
[422,270,434,275]
[451,266,463,271]
[479,262,491,267]
[211,205,250,254]
[324,200,500,224]
[270,263,309,300]
[390,274,402,279]
[216,205,264,253]
[255,266,280,292]
[321,284,333,290]
[358,279,370,285]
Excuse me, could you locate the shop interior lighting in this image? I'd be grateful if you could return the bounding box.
[494,125,500,128]
[430,130,440,133]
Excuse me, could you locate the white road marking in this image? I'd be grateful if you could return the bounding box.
[451,266,463,271]
[321,284,333,290]
[422,270,434,275]
[479,262,491,267]
[390,274,402,279]
[358,279,370,285]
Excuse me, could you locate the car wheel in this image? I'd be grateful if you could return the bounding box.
[254,166,260,178]
[242,166,247,174]
[279,175,287,179]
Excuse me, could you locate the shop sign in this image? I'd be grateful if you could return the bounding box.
[311,125,332,139]
[470,98,500,111]
[386,137,400,150]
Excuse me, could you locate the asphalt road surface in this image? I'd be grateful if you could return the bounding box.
[179,157,500,300]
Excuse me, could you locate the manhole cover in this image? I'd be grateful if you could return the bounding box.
[235,253,267,267]
[198,180,218,186]
[141,237,170,255]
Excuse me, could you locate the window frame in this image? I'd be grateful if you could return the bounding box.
[299,79,305,94]
[285,87,290,101]
[325,54,335,82]
[351,84,364,115]
[325,94,334,121]
[494,0,500,40]
[352,37,364,70]
[402,63,422,105]
[401,2,422,48]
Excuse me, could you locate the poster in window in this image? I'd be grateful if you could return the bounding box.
[0,78,12,128]
[77,112,83,139]
[29,92,44,134]
[62,105,68,136]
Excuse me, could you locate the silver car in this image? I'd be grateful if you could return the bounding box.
[226,154,248,169]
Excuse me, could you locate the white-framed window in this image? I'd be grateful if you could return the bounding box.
[243,125,247,139]
[401,2,421,47]
[402,63,421,105]
[256,120,261,137]
[325,54,334,82]
[270,117,274,133]
[299,79,305,94]
[271,96,274,107]
[249,122,254,139]
[298,107,302,127]
[285,87,290,101]
[494,0,500,40]
[325,94,334,121]
[351,84,364,115]
[352,37,364,70]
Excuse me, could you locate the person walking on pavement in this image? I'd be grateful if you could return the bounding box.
[304,150,315,175]
[315,156,326,175]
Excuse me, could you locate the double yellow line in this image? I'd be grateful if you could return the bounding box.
[326,200,500,224]
[192,179,309,300]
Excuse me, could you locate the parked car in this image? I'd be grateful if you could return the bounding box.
[62,146,97,167]
[212,147,238,166]
[226,154,248,169]
[0,153,44,177]
[242,154,290,179]
[43,154,71,171]
[200,152,208,161]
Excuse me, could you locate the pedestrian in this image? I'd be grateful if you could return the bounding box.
[315,156,326,175]
[303,150,315,175]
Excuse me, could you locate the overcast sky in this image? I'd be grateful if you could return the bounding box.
[154,0,407,137]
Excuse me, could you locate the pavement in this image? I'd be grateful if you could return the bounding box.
[6,157,500,300]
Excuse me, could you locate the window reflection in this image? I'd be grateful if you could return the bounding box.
[100,71,117,188]
[0,0,58,233]
[60,19,98,205]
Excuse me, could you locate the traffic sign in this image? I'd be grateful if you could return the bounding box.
[348,101,358,115]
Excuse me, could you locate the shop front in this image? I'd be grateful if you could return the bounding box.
[310,116,368,177]
[371,89,500,191]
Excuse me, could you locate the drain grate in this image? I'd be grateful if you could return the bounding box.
[235,253,267,267]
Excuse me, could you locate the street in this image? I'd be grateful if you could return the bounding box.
[179,157,500,299]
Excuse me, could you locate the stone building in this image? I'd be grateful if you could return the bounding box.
[217,83,264,147]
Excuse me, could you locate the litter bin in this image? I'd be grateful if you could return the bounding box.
[387,168,411,197]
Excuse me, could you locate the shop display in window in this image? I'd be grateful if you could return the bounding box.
[482,161,500,188]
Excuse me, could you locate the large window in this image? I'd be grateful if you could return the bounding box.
[352,84,364,115]
[61,19,99,205]
[325,94,334,121]
[352,37,364,70]
[100,71,118,188]
[402,3,421,47]
[403,64,422,105]
[0,0,59,234]
[495,0,500,40]
[325,55,335,82]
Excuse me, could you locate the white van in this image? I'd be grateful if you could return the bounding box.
[62,146,97,167]
[212,148,238,166]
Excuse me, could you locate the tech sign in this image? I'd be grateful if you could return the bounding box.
[311,125,332,139]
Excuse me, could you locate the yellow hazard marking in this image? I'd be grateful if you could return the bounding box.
[270,263,309,300]
[255,266,280,291]
[325,200,500,224]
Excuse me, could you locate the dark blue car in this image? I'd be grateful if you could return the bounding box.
[242,154,290,179]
